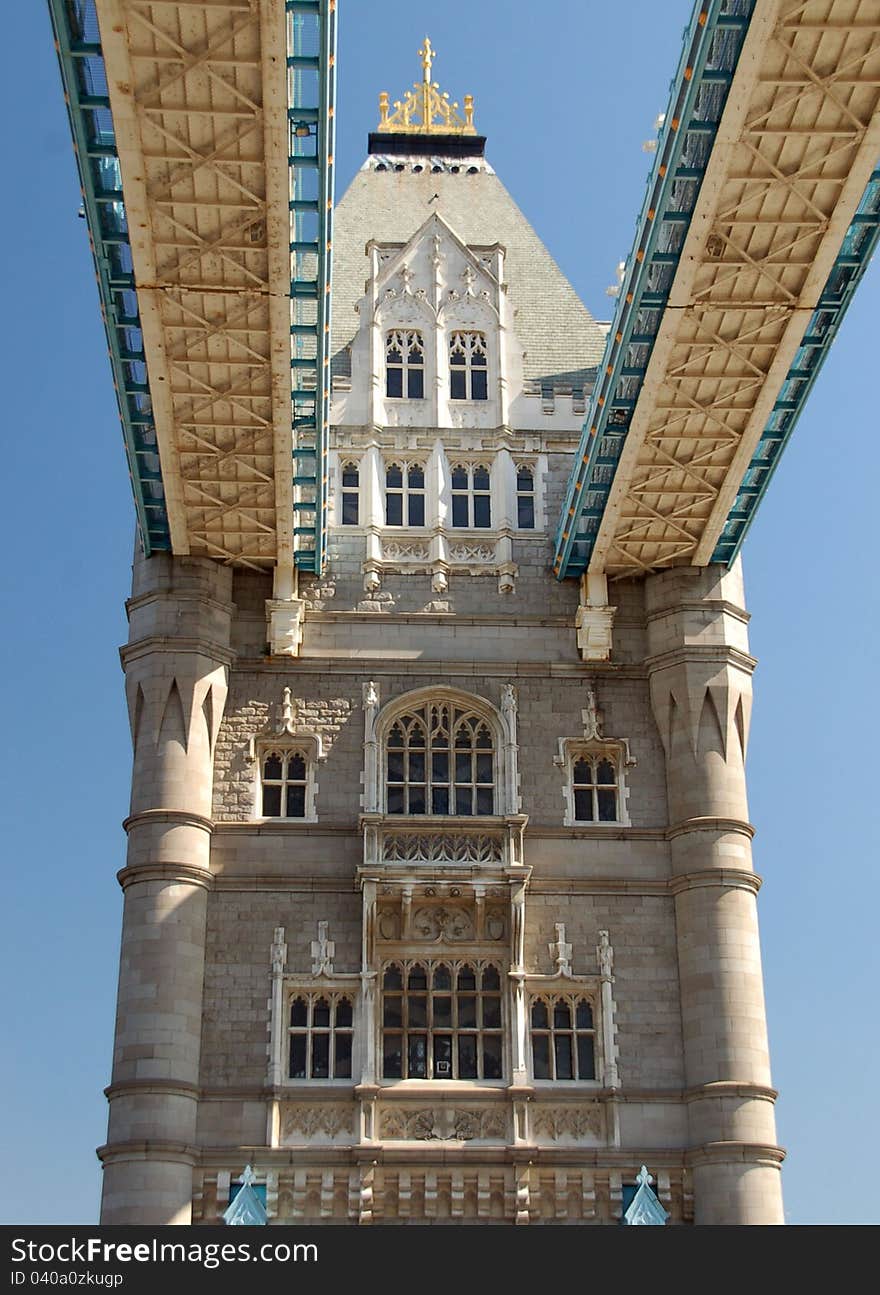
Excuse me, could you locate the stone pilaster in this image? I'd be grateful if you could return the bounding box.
[98,551,232,1224]
[646,560,784,1225]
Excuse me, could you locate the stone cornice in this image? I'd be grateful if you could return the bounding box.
[234,657,645,680]
[123,808,215,835]
[645,598,750,627]
[96,1139,199,1167]
[666,816,755,841]
[683,1081,778,1104]
[120,636,236,668]
[685,1141,786,1168]
[126,589,235,618]
[669,868,762,897]
[644,644,757,674]
[105,1079,200,1101]
[117,861,214,891]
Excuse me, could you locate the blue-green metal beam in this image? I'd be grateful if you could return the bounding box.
[287,0,337,575]
[710,164,880,565]
[553,0,755,581]
[47,0,170,556]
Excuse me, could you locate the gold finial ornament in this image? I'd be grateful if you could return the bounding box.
[377,37,477,136]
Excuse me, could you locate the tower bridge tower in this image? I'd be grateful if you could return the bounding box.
[48,0,880,1226]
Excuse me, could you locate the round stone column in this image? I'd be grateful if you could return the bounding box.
[646,561,784,1225]
[98,552,232,1224]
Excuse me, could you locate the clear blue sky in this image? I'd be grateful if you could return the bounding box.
[1,1,876,1225]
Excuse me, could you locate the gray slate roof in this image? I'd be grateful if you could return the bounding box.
[330,160,608,388]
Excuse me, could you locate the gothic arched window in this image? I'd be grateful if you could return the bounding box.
[288,993,354,1079]
[385,461,426,527]
[385,700,495,815]
[451,463,491,528]
[386,329,425,399]
[261,748,310,818]
[571,754,619,823]
[516,464,536,529]
[530,997,595,1081]
[381,962,503,1080]
[449,331,488,401]
[340,461,359,526]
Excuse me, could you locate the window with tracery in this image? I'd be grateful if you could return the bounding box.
[340,461,359,525]
[261,749,310,818]
[382,962,503,1080]
[385,461,426,527]
[449,331,488,401]
[386,329,425,399]
[530,997,595,1081]
[385,701,495,815]
[288,993,354,1079]
[516,464,536,529]
[571,753,619,823]
[451,463,491,528]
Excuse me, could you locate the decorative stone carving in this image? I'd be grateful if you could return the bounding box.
[450,542,496,563]
[532,1104,603,1142]
[310,921,335,976]
[383,539,431,561]
[266,599,306,658]
[412,905,475,941]
[381,832,503,864]
[379,1106,508,1141]
[377,906,401,940]
[281,1104,354,1141]
[549,922,573,977]
[485,908,507,941]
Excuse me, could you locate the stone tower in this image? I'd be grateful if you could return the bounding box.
[99,45,784,1226]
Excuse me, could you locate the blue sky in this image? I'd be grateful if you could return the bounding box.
[1,1,876,1224]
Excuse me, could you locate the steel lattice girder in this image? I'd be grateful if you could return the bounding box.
[554,0,880,580]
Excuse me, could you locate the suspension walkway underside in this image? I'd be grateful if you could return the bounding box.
[50,0,336,573]
[554,0,880,580]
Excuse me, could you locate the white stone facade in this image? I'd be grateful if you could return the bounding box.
[100,149,784,1226]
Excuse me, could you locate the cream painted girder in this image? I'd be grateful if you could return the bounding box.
[592,0,880,578]
[96,0,293,571]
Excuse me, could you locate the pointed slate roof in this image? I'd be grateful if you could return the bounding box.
[330,160,607,389]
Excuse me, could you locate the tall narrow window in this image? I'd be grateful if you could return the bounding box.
[572,755,619,823]
[451,464,492,528]
[530,998,595,1081]
[341,462,359,525]
[449,331,488,401]
[386,330,425,399]
[385,462,426,527]
[288,994,354,1079]
[382,962,503,1080]
[261,749,309,818]
[385,701,495,816]
[516,465,536,529]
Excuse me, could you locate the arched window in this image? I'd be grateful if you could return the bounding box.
[340,462,359,526]
[385,700,495,815]
[449,331,488,401]
[385,461,425,527]
[451,463,491,528]
[386,329,425,399]
[261,749,310,818]
[530,997,595,1081]
[516,464,536,529]
[288,993,354,1079]
[571,754,619,823]
[381,962,503,1080]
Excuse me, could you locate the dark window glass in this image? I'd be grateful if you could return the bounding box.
[384,966,403,991]
[473,467,490,492]
[575,1001,593,1030]
[450,367,467,401]
[531,1001,549,1030]
[288,753,306,780]
[311,1034,330,1079]
[386,465,403,489]
[554,1002,572,1030]
[334,1033,352,1078]
[409,466,425,490]
[475,787,493,814]
[482,1035,503,1079]
[473,493,491,528]
[458,1035,477,1078]
[285,784,306,817]
[431,786,449,814]
[517,496,535,528]
[483,996,502,1030]
[387,786,404,814]
[290,999,308,1028]
[433,1035,452,1077]
[262,784,282,817]
[289,1035,307,1079]
[472,368,488,400]
[264,754,283,780]
[386,365,403,398]
[451,493,468,527]
[386,492,403,526]
[434,996,453,1027]
[408,1035,427,1078]
[482,967,500,991]
[532,1034,550,1079]
[383,1035,402,1078]
[383,996,402,1028]
[451,466,468,491]
[313,999,331,1028]
[459,996,477,1028]
[409,367,424,400]
[342,491,359,525]
[554,1035,573,1080]
[597,788,617,821]
[434,965,452,991]
[577,1036,595,1080]
[408,995,427,1028]
[408,493,425,527]
[574,788,593,822]
[336,999,353,1029]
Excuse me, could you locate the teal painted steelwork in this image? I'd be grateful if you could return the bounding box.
[711,164,880,565]
[47,0,170,556]
[553,0,755,580]
[287,0,337,575]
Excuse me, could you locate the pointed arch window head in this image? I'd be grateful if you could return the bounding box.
[341,461,359,526]
[385,461,426,527]
[386,329,425,400]
[449,331,488,401]
[261,748,309,818]
[451,463,491,528]
[385,701,495,815]
[572,754,619,823]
